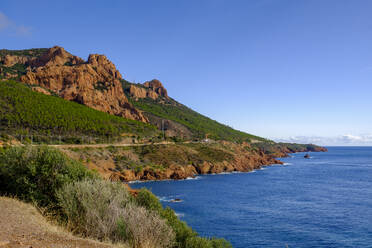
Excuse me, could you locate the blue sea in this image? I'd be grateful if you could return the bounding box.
[131,147,372,248]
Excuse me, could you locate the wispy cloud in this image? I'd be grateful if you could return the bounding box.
[0,12,11,30]
[0,12,31,36]
[274,134,372,146]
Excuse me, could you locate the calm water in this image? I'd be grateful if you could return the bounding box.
[131,147,372,248]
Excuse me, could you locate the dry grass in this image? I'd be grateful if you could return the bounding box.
[0,196,128,248]
[57,179,175,247]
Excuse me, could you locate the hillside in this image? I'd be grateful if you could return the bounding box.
[123,79,267,142]
[1,46,267,143]
[0,80,157,144]
[124,80,266,142]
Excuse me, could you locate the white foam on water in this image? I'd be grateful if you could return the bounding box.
[175,212,185,218]
[218,172,234,175]
[185,176,201,180]
[283,162,292,166]
[158,196,171,202]
[128,180,143,184]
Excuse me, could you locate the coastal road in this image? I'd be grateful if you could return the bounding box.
[46,141,178,149]
[4,140,199,149]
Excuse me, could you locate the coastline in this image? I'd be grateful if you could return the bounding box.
[113,145,327,183]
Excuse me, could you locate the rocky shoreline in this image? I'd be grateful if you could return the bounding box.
[109,144,327,182]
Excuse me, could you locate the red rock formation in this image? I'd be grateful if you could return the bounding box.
[143,79,169,99]
[128,79,169,100]
[19,46,147,122]
[1,55,31,67]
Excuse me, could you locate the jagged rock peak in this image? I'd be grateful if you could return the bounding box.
[143,79,169,99]
[87,54,122,79]
[30,46,85,67]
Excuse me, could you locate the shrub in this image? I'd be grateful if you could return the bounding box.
[57,179,175,247]
[0,146,95,208]
[57,178,131,240]
[160,207,196,248]
[185,237,212,248]
[134,188,198,247]
[134,188,163,212]
[118,204,175,248]
[185,237,232,248]
[209,238,233,248]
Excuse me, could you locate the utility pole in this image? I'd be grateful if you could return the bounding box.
[162,120,165,140]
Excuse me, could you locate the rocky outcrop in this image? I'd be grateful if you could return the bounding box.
[128,79,169,100]
[28,46,84,67]
[31,86,51,95]
[1,55,32,67]
[143,79,168,99]
[115,143,284,182]
[117,151,282,182]
[18,46,147,122]
[129,85,148,99]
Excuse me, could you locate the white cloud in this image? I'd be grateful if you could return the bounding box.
[274,134,372,146]
[0,12,31,36]
[0,12,11,30]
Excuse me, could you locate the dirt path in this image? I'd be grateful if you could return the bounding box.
[0,197,123,248]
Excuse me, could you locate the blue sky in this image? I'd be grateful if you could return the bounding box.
[1,0,371,145]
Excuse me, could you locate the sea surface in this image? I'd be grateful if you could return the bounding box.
[131,147,372,248]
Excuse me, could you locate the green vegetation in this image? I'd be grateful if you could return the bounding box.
[0,80,158,143]
[0,48,48,57]
[127,92,266,143]
[0,48,48,80]
[252,142,325,155]
[0,63,28,80]
[58,178,175,247]
[0,146,232,248]
[68,143,235,174]
[0,146,96,209]
[132,143,234,168]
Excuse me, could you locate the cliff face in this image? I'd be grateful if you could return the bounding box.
[1,46,147,122]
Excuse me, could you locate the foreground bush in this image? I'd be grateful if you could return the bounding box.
[0,146,95,208]
[185,237,232,248]
[118,204,175,248]
[58,178,175,247]
[57,178,131,240]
